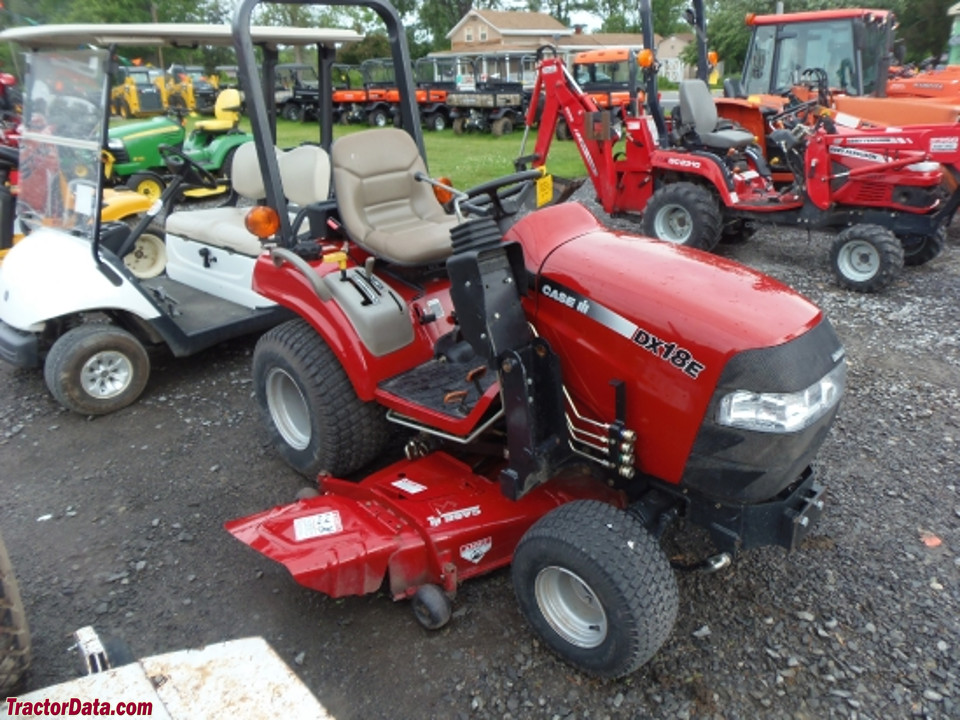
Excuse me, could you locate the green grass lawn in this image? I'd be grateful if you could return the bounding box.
[268,119,589,189]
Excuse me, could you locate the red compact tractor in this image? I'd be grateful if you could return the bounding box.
[521,0,960,293]
[227,0,846,678]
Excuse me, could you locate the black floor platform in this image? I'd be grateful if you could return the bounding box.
[379,358,498,418]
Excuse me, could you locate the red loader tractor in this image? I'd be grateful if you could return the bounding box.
[521,0,958,293]
[227,0,847,679]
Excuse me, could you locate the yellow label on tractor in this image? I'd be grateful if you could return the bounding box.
[536,174,553,207]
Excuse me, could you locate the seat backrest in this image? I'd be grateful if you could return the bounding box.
[214,88,242,124]
[679,79,718,136]
[230,142,268,201]
[278,145,331,206]
[331,128,454,264]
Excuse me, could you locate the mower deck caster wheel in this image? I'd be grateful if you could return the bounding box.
[411,584,452,630]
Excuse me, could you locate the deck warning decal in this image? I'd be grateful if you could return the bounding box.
[294,510,343,541]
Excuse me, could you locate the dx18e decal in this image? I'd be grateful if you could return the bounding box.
[540,281,706,379]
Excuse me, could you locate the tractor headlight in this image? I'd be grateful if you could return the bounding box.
[107,138,124,152]
[718,361,846,433]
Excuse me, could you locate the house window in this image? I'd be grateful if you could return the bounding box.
[479,27,487,41]
[465,27,473,42]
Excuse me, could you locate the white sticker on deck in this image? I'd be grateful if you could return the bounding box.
[392,478,427,494]
[293,510,343,541]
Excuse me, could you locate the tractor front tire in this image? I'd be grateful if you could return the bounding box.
[512,501,678,679]
[830,224,904,293]
[641,182,722,250]
[127,173,166,202]
[0,531,31,696]
[899,227,945,267]
[253,319,390,478]
[44,325,150,416]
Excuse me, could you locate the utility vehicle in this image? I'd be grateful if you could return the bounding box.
[110,64,166,119]
[225,0,846,679]
[447,54,530,135]
[521,0,958,292]
[165,64,218,114]
[275,62,321,122]
[0,22,361,416]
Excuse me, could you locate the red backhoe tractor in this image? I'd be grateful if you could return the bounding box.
[519,0,959,293]
[224,0,846,679]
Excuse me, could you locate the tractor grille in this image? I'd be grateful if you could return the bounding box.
[848,181,889,205]
[111,147,131,164]
[139,92,163,112]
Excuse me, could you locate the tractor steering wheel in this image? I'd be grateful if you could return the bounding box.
[461,169,544,220]
[158,144,219,189]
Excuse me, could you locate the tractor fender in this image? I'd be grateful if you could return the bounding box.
[650,150,738,206]
[0,229,160,330]
[250,255,432,400]
[206,135,253,168]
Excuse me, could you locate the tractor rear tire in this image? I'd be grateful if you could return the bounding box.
[44,324,150,416]
[899,227,945,267]
[0,531,31,697]
[452,117,466,135]
[641,182,722,250]
[253,319,390,478]
[512,501,678,679]
[830,224,904,293]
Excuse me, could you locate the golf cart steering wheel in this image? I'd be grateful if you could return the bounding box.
[158,144,219,189]
[462,169,544,220]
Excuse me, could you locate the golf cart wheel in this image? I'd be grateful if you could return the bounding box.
[899,227,945,267]
[44,325,151,416]
[123,232,167,279]
[368,108,389,128]
[411,585,452,630]
[641,182,722,251]
[512,501,678,679]
[128,173,166,201]
[281,103,304,122]
[830,224,904,293]
[0,531,31,697]
[253,319,390,478]
[452,117,466,135]
[425,113,447,132]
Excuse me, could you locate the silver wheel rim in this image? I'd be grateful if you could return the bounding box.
[265,367,311,451]
[80,351,133,399]
[653,203,693,244]
[837,239,880,282]
[535,566,608,649]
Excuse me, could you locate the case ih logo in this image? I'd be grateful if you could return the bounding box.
[460,537,493,564]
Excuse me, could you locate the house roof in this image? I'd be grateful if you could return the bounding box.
[446,9,572,40]
[560,32,650,51]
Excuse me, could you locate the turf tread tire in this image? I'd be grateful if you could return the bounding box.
[0,532,31,697]
[641,182,722,250]
[253,319,389,478]
[512,500,678,679]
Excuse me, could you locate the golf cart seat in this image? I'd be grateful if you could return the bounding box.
[677,79,755,150]
[193,89,242,134]
[332,128,458,266]
[165,141,276,256]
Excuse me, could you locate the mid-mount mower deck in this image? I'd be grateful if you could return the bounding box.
[221,0,847,679]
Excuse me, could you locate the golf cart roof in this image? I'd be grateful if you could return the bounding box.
[0,23,362,50]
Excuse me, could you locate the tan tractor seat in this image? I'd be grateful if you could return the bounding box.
[278,144,331,207]
[678,79,755,150]
[164,141,277,256]
[194,88,242,133]
[331,128,458,265]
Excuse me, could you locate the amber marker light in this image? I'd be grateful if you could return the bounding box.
[745,13,756,25]
[708,51,718,65]
[245,205,281,239]
[638,48,654,68]
[433,176,455,205]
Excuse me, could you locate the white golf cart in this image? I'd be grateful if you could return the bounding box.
[0,23,360,415]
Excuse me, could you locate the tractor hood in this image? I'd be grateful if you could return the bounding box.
[107,115,182,142]
[507,203,844,502]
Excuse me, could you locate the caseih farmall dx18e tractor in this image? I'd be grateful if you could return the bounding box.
[226,0,847,678]
[521,0,960,293]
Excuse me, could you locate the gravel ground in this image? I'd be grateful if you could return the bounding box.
[1,190,959,719]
